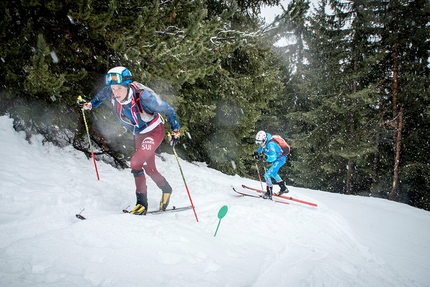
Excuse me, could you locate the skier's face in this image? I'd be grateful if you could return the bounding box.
[111,85,128,102]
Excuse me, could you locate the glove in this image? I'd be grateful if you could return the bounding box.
[252,151,259,159]
[82,102,92,110]
[77,98,92,110]
[169,130,180,146]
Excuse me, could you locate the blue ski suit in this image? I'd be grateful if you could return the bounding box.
[256,133,286,187]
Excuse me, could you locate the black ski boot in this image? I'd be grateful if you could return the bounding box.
[276,180,289,196]
[263,186,273,200]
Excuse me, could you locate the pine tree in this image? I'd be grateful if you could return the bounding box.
[283,0,383,194]
[375,0,430,205]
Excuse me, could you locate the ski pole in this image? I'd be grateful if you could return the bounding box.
[259,156,269,190]
[78,96,100,181]
[172,143,199,222]
[255,160,264,190]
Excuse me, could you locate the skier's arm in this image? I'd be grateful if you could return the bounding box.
[257,146,263,154]
[140,90,180,131]
[89,86,112,109]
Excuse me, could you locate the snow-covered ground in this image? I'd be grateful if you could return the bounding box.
[0,115,429,287]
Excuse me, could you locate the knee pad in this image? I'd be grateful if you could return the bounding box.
[131,169,144,177]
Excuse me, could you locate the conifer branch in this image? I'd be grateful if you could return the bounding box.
[156,26,184,38]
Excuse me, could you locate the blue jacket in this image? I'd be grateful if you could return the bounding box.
[257,133,285,163]
[90,83,180,135]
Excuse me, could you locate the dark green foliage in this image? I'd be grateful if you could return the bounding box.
[0,0,283,172]
[177,43,283,176]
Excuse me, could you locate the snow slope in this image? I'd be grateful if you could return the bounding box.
[0,115,429,287]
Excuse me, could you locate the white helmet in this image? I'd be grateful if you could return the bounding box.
[255,130,266,145]
[105,66,133,86]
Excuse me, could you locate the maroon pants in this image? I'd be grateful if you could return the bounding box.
[130,123,166,194]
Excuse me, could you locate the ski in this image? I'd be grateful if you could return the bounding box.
[241,184,318,207]
[232,187,289,205]
[123,206,193,215]
[75,206,192,220]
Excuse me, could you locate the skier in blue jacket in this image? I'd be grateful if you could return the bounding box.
[77,66,180,215]
[253,130,289,199]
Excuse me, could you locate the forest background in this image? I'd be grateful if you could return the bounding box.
[1,0,429,211]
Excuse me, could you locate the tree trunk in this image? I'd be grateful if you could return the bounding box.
[390,108,403,200]
[371,127,380,194]
[346,116,355,195]
[346,159,353,194]
[389,41,402,200]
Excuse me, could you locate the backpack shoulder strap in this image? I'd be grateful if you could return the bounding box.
[268,136,279,147]
[129,82,143,113]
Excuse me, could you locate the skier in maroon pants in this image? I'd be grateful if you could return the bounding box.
[78,66,180,215]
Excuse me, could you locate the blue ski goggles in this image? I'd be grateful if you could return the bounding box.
[105,73,132,86]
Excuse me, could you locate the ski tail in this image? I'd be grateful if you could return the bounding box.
[277,194,318,207]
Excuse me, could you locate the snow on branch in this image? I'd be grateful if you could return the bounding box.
[210,30,260,46]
